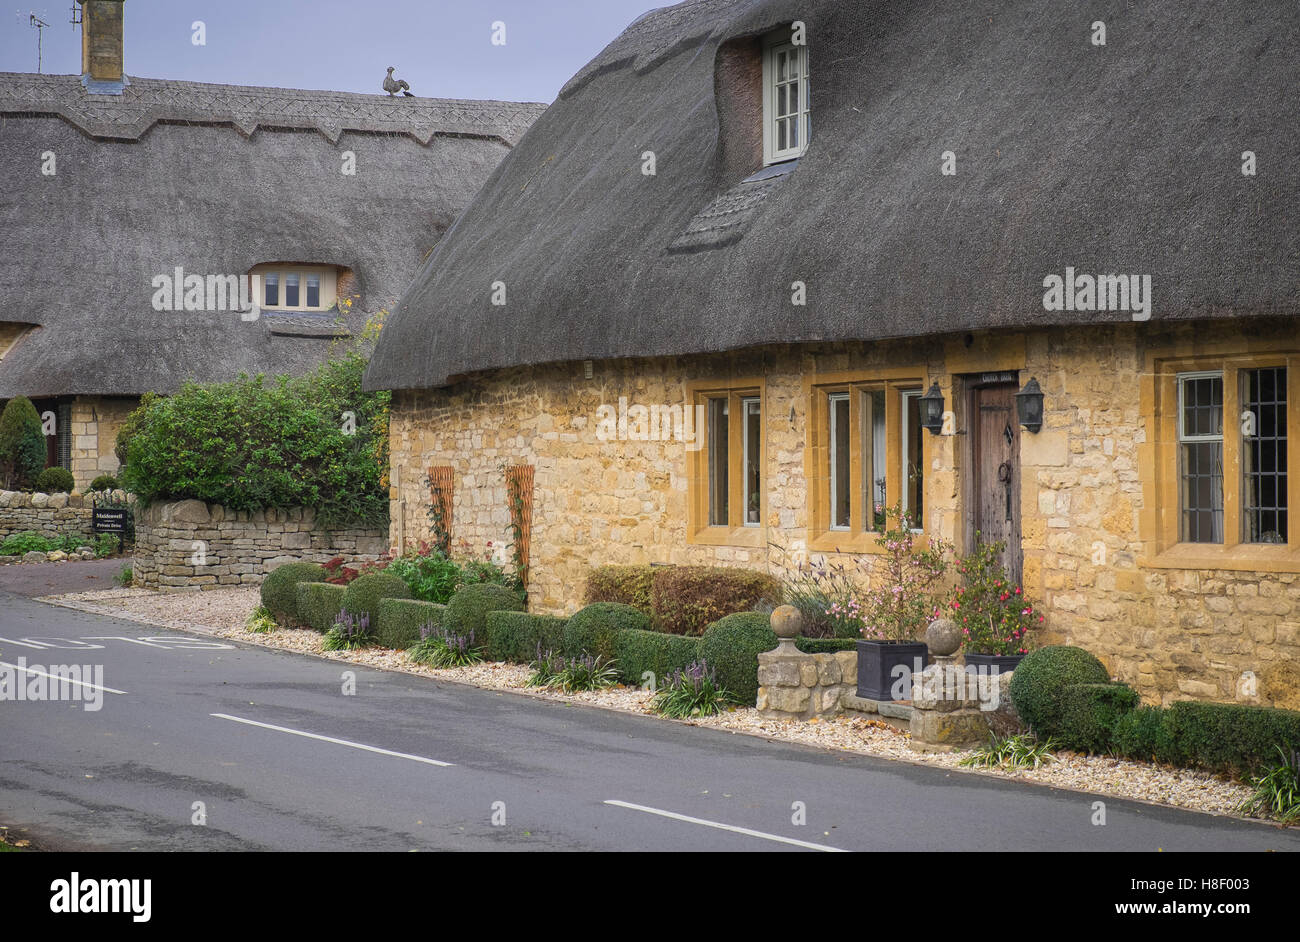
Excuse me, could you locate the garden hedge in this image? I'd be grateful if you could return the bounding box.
[343,572,411,631]
[794,637,857,654]
[585,565,658,613]
[1009,645,1111,739]
[1055,683,1140,752]
[376,598,447,650]
[1164,700,1300,775]
[260,562,327,624]
[1113,705,1186,766]
[482,611,568,663]
[295,582,347,632]
[650,566,782,635]
[562,602,651,659]
[698,612,778,707]
[0,396,45,490]
[445,583,526,639]
[613,628,701,688]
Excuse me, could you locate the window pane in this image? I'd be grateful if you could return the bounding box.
[869,390,886,531]
[904,391,924,528]
[306,274,321,308]
[1243,367,1288,543]
[1182,375,1223,437]
[830,394,850,529]
[285,273,300,308]
[263,273,279,307]
[1181,441,1224,543]
[743,398,761,526]
[708,398,729,526]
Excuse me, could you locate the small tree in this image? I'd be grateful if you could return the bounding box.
[0,396,46,490]
[858,502,951,641]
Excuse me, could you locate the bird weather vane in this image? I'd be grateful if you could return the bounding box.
[383,66,415,98]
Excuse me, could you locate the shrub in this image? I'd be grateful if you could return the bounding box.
[858,502,951,641]
[295,582,347,632]
[949,535,1043,655]
[88,474,120,492]
[563,602,650,659]
[408,623,484,668]
[650,566,782,636]
[959,734,1058,770]
[698,612,778,707]
[527,649,619,692]
[445,583,526,638]
[1113,706,1185,765]
[585,565,658,613]
[115,563,134,587]
[260,562,327,624]
[1166,700,1300,776]
[652,660,733,718]
[386,548,463,604]
[1009,645,1110,739]
[612,629,701,688]
[0,531,53,555]
[1055,683,1140,752]
[794,637,857,654]
[117,352,389,529]
[33,467,75,494]
[245,605,278,634]
[1237,746,1300,825]
[482,611,567,664]
[342,572,411,632]
[774,550,873,639]
[0,396,45,490]
[323,610,375,651]
[376,598,447,650]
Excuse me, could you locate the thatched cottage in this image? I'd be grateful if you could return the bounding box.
[367,0,1299,707]
[0,0,544,488]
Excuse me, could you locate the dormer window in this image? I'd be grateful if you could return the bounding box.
[762,31,810,165]
[251,265,337,311]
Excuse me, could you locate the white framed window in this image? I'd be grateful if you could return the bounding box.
[762,34,810,165]
[900,389,924,531]
[1177,371,1224,544]
[251,265,338,312]
[707,397,730,526]
[829,392,850,530]
[742,396,762,527]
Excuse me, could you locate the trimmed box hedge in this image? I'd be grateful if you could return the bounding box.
[650,566,782,636]
[445,583,526,638]
[562,602,650,659]
[483,611,568,664]
[342,573,411,630]
[261,561,327,624]
[295,582,347,633]
[613,629,701,688]
[1113,705,1185,766]
[376,598,447,650]
[698,612,778,707]
[1009,645,1111,739]
[1056,683,1140,752]
[794,638,857,654]
[1165,700,1300,775]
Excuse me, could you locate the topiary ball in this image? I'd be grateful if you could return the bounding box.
[33,466,75,494]
[342,572,412,633]
[260,562,328,624]
[562,602,650,659]
[445,583,525,639]
[1009,645,1110,739]
[698,612,778,707]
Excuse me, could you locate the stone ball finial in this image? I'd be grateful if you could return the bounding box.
[925,617,962,657]
[770,604,803,641]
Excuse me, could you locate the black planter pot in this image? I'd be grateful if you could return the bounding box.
[856,640,929,701]
[962,652,1026,674]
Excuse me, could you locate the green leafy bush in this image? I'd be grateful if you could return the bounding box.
[698,612,777,707]
[445,583,525,639]
[245,605,278,634]
[652,660,733,718]
[0,531,53,555]
[1055,683,1140,752]
[260,562,327,624]
[650,566,782,636]
[376,598,447,649]
[386,549,464,603]
[33,467,74,494]
[612,629,701,688]
[88,475,120,492]
[1165,700,1300,776]
[115,564,134,587]
[562,602,650,659]
[342,572,411,633]
[527,650,619,692]
[1113,706,1185,765]
[949,535,1043,655]
[295,582,347,632]
[92,533,119,558]
[0,396,45,490]
[959,734,1058,770]
[794,637,857,654]
[585,565,658,613]
[118,352,389,528]
[1009,645,1110,739]
[482,611,568,663]
[1238,747,1300,824]
[408,623,484,668]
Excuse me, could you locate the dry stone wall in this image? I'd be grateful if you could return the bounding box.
[0,490,99,543]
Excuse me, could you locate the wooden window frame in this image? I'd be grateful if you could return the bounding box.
[762,31,810,166]
[1143,350,1299,572]
[805,369,927,554]
[250,265,338,312]
[687,378,766,547]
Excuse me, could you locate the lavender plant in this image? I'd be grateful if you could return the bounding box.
[651,659,733,718]
[407,622,484,668]
[322,610,375,651]
[527,644,619,692]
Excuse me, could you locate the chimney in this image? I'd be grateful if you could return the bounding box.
[78,0,128,95]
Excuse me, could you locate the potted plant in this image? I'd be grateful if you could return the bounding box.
[853,504,951,701]
[949,536,1042,673]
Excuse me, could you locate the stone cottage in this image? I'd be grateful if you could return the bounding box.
[0,0,544,489]
[365,0,1300,708]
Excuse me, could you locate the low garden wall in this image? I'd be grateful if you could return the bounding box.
[0,490,118,542]
[757,649,859,720]
[133,499,387,590]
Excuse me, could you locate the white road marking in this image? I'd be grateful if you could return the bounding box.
[603,799,848,852]
[210,713,453,767]
[0,661,127,695]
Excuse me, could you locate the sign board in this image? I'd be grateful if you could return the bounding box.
[92,508,130,534]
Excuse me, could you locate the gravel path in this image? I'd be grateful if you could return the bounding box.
[38,585,1271,824]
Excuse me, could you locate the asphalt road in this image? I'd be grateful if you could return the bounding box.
[2,591,1298,852]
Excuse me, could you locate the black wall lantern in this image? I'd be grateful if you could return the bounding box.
[920,382,946,435]
[1016,377,1045,433]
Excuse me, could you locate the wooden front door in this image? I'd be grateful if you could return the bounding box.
[971,382,1022,585]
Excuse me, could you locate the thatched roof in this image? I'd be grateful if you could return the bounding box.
[366,0,1300,392]
[0,73,545,397]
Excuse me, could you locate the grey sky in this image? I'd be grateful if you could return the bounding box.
[3,1,663,102]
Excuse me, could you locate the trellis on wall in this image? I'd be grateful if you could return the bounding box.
[505,463,534,590]
[425,465,454,554]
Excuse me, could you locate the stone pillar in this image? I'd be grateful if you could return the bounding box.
[909,618,992,752]
[756,605,858,721]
